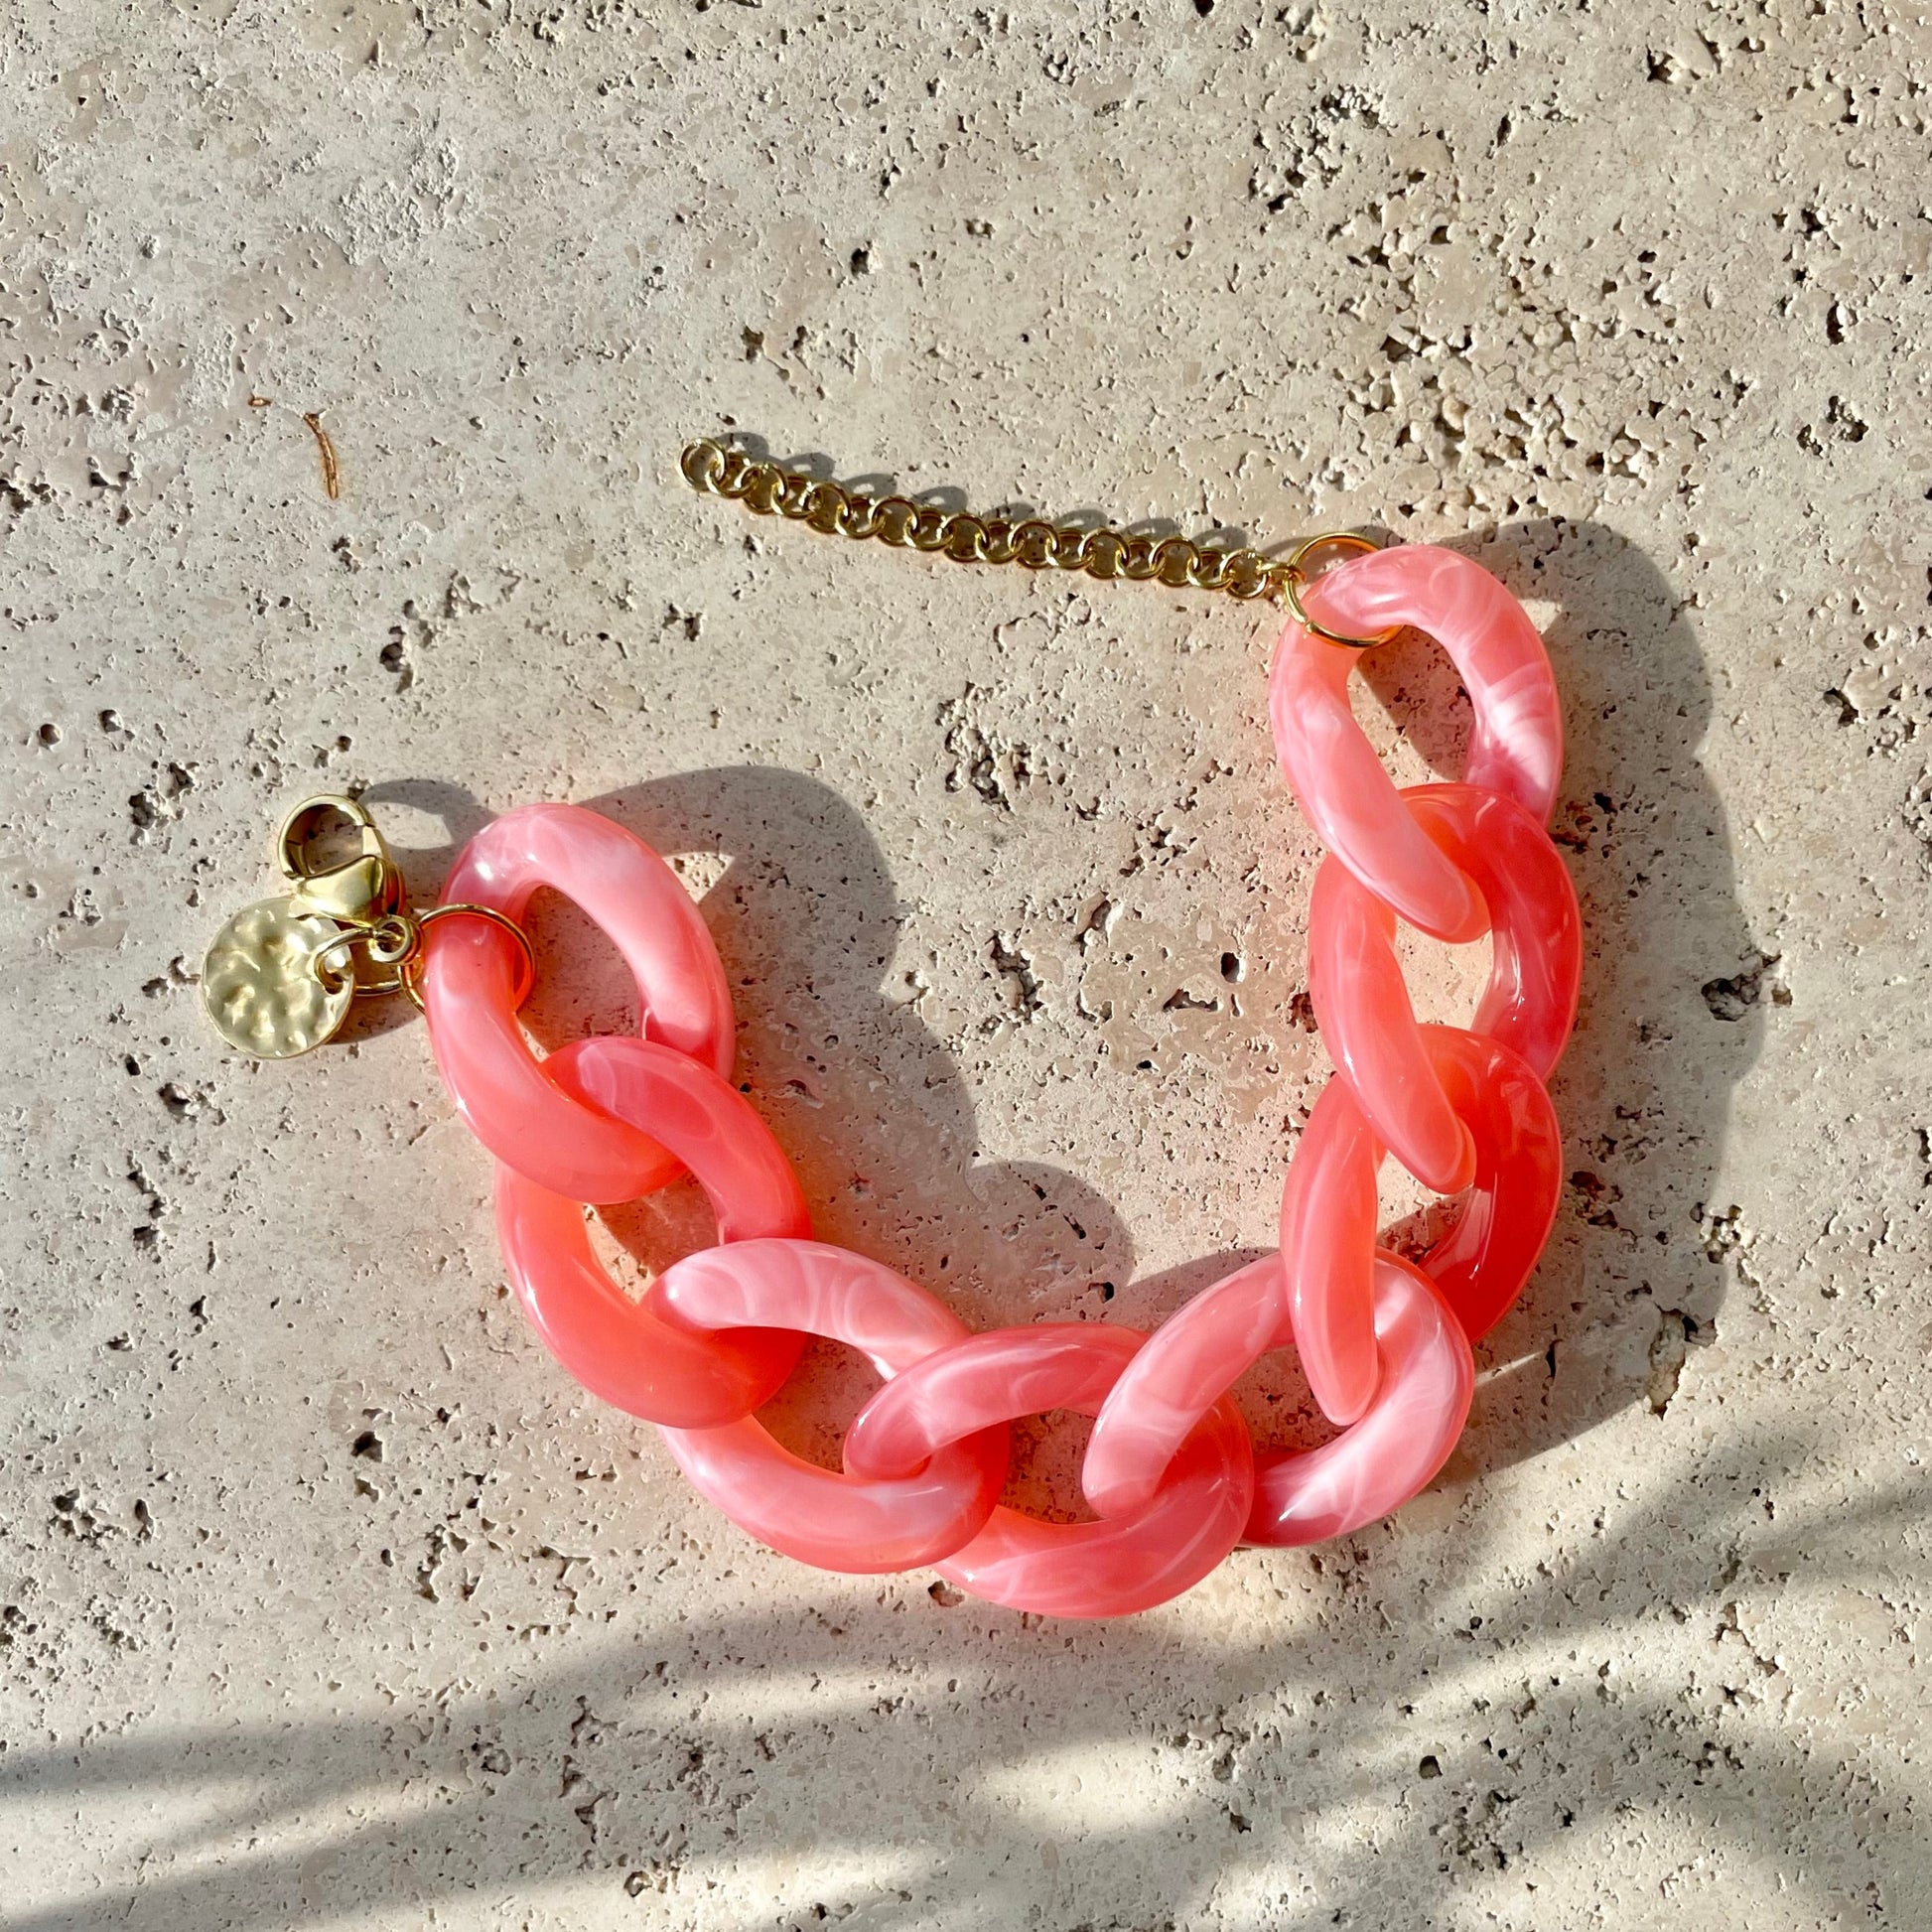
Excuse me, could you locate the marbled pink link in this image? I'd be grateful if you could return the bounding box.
[422,540,1577,1617]
[1247,1254,1475,1548]
[851,1321,1255,1618]
[1270,545,1563,941]
[652,1242,1011,1574]
[1081,1251,1474,1548]
[494,1035,811,1431]
[424,802,737,1204]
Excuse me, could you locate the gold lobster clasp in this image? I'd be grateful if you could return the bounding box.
[275,794,405,926]
[203,794,534,1061]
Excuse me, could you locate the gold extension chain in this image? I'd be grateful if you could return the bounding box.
[678,438,1396,643]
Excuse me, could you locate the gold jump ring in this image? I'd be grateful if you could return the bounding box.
[1281,533,1401,648]
[400,903,537,1013]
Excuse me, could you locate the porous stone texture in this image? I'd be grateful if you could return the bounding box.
[3,2,1929,1926]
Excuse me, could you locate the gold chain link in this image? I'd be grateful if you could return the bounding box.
[678,439,1396,644]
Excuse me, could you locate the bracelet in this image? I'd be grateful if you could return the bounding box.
[204,448,1578,1619]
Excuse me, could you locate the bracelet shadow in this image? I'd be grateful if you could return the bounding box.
[356,512,1754,1506]
[356,762,1283,1512]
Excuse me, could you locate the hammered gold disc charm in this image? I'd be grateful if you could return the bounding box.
[202,897,354,1058]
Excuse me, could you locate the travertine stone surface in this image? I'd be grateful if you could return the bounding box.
[4,3,1929,1926]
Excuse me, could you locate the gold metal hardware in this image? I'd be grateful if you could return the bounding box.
[202,795,535,1059]
[1279,532,1399,647]
[679,437,1398,646]
[203,897,359,1059]
[275,794,404,925]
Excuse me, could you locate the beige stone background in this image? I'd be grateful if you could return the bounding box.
[3,0,1930,1926]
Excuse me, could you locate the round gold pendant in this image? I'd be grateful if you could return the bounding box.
[202,898,354,1058]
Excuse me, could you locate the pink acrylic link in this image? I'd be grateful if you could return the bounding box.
[424,803,736,1203]
[1277,1027,1562,1427]
[1309,780,1580,1197]
[652,1242,1010,1574]
[422,537,1577,1617]
[495,1035,811,1430]
[1400,782,1582,1082]
[847,1322,1254,1618]
[1275,546,1563,941]
[1082,1252,1471,1547]
[1248,1252,1473,1546]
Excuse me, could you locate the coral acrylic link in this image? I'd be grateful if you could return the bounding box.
[423,802,737,1203]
